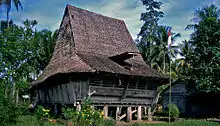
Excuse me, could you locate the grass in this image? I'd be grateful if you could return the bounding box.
[130,120,220,126]
[10,115,65,126]
[10,115,220,126]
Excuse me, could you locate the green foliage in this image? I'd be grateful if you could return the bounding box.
[10,115,66,126]
[9,115,116,126]
[172,40,193,80]
[0,85,21,126]
[0,97,21,126]
[165,104,180,118]
[34,106,50,120]
[137,0,182,81]
[138,0,164,39]
[185,4,220,93]
[0,19,57,100]
[62,98,113,126]
[9,116,220,126]
[62,107,75,120]
[138,0,164,66]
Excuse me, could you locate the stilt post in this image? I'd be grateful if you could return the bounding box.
[103,104,108,118]
[137,105,142,121]
[127,106,132,122]
[116,106,120,121]
[76,102,81,111]
[148,106,152,121]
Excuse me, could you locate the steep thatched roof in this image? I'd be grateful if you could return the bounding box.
[32,5,168,85]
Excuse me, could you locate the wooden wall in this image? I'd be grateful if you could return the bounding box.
[89,86,155,105]
[34,72,159,106]
[162,81,186,114]
[37,80,88,104]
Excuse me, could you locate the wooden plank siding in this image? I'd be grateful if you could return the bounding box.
[89,86,155,98]
[90,96,152,104]
[36,74,159,106]
[37,80,88,104]
[89,86,155,104]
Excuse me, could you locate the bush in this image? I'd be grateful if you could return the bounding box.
[102,119,116,126]
[34,105,50,120]
[62,98,107,126]
[0,96,21,126]
[0,84,21,126]
[166,104,180,118]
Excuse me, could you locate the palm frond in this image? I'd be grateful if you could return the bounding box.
[13,0,22,11]
[185,24,196,30]
[172,33,181,41]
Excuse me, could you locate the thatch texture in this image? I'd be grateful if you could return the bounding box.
[32,5,168,85]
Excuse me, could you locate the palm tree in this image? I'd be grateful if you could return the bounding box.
[186,4,220,31]
[0,0,22,25]
[174,40,193,80]
[149,26,181,74]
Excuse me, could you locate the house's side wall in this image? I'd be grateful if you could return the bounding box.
[35,73,159,106]
[162,83,186,114]
[37,80,88,104]
[88,73,158,106]
[89,86,155,105]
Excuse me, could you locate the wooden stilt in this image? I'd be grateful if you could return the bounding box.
[76,102,81,111]
[137,105,142,121]
[54,104,58,116]
[116,106,120,121]
[148,106,152,121]
[90,105,94,110]
[144,107,147,117]
[103,104,108,118]
[119,109,136,121]
[127,106,132,122]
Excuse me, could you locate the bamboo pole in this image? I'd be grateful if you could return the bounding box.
[169,48,172,123]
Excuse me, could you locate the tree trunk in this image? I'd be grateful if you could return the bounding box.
[12,82,15,100]
[5,84,8,98]
[16,89,19,104]
[7,12,9,27]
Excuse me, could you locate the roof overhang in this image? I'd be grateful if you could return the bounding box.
[109,52,141,61]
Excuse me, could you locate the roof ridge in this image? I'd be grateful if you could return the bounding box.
[66,4,125,23]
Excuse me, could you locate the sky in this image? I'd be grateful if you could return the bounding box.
[0,0,220,43]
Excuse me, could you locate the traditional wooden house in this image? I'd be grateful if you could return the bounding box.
[31,5,168,121]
